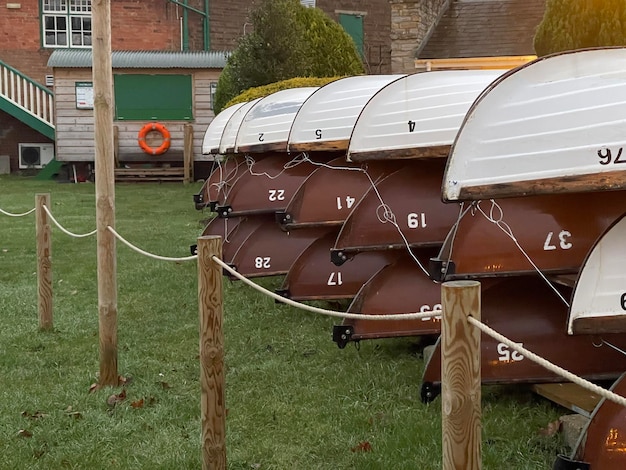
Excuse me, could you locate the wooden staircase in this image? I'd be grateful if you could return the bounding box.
[0,59,55,140]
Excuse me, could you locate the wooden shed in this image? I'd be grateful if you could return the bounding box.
[47,49,227,181]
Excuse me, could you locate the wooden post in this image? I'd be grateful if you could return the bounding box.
[92,0,119,386]
[35,193,53,330]
[197,235,226,470]
[441,280,481,470]
[184,123,194,184]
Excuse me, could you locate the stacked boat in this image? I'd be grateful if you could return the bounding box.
[196,48,626,467]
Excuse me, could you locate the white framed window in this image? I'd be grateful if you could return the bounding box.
[300,0,315,7]
[42,0,92,48]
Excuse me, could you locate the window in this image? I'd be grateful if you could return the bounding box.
[114,74,194,121]
[42,0,92,48]
[300,0,315,7]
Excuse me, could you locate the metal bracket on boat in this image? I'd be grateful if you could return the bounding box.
[330,249,349,266]
[189,244,198,256]
[420,381,441,403]
[552,455,590,470]
[216,205,233,218]
[275,210,292,226]
[332,325,354,349]
[428,257,455,282]
[274,288,291,303]
[209,200,219,212]
[193,192,205,210]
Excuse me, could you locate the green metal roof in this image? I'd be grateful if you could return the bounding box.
[48,50,229,69]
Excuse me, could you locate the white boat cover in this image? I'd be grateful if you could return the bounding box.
[443,47,626,201]
[287,75,405,152]
[202,102,246,155]
[219,98,262,154]
[234,87,319,153]
[568,214,626,335]
[347,70,503,161]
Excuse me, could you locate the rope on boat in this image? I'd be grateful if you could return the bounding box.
[0,206,35,217]
[43,205,97,238]
[473,199,571,308]
[298,153,431,277]
[468,316,626,408]
[213,255,441,321]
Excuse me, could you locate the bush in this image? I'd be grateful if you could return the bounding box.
[214,0,364,113]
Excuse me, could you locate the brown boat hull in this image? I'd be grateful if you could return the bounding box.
[213,152,335,218]
[421,276,626,402]
[277,158,400,230]
[431,192,626,281]
[555,372,626,469]
[334,251,443,348]
[193,155,249,210]
[278,231,400,301]
[331,159,459,265]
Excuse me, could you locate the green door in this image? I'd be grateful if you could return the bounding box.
[339,13,364,58]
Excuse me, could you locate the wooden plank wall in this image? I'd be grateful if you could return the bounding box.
[53,68,219,163]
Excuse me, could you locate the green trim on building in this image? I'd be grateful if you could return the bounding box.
[0,97,55,140]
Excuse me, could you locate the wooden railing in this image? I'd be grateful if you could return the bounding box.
[0,59,55,132]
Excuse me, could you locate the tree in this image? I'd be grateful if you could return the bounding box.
[534,0,626,57]
[213,0,364,113]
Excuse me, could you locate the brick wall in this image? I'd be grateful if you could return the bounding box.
[390,0,449,73]
[317,0,392,74]
[0,114,54,173]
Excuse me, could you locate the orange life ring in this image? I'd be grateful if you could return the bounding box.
[138,122,171,155]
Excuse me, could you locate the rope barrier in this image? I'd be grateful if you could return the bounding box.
[467,316,626,408]
[107,226,198,262]
[0,206,35,217]
[213,255,441,321]
[42,205,97,238]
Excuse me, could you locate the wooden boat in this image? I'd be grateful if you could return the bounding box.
[420,276,626,402]
[568,213,626,335]
[346,70,503,162]
[193,155,248,210]
[218,98,262,155]
[277,230,399,301]
[201,214,331,278]
[201,101,246,155]
[333,250,442,348]
[429,192,626,281]
[330,159,458,265]
[212,152,335,218]
[441,48,626,202]
[277,157,399,230]
[288,74,405,153]
[235,87,319,154]
[554,372,626,469]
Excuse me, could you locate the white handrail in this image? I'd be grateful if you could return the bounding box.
[0,61,55,128]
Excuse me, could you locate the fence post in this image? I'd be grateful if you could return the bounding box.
[441,280,481,470]
[197,235,226,470]
[35,193,53,330]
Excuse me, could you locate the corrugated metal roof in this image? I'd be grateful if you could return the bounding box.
[48,50,230,68]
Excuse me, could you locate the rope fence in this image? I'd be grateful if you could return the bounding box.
[0,206,36,217]
[8,194,626,469]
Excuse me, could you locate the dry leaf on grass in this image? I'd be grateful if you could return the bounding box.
[21,411,48,420]
[538,419,561,436]
[131,398,144,409]
[351,441,373,453]
[106,389,127,408]
[17,429,33,438]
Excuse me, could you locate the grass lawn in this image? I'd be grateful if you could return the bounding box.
[0,175,568,469]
